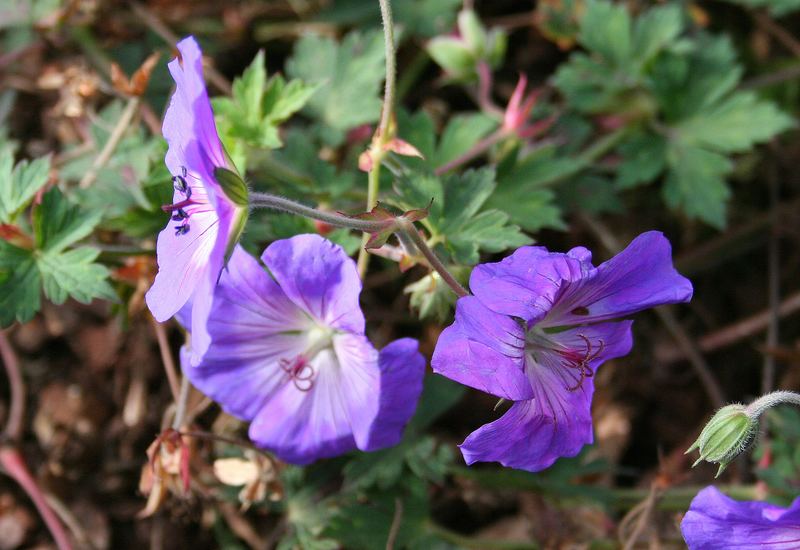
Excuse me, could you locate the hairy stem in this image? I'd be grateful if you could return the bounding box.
[358,0,398,278]
[746,390,800,419]
[249,192,391,233]
[398,221,469,298]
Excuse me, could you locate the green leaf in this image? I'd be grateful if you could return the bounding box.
[663,145,731,228]
[426,36,475,80]
[614,132,668,189]
[675,91,794,153]
[0,242,40,326]
[432,113,497,170]
[287,30,385,133]
[0,187,116,327]
[578,0,631,66]
[449,209,529,264]
[38,247,116,305]
[631,4,683,68]
[214,52,316,151]
[0,150,50,224]
[34,188,102,253]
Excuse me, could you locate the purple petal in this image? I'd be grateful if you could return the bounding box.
[459,321,632,472]
[261,234,365,334]
[542,231,693,327]
[147,36,239,327]
[681,486,800,550]
[146,208,219,322]
[431,296,532,401]
[364,338,426,451]
[181,246,315,417]
[163,37,227,203]
[248,333,382,464]
[469,246,588,324]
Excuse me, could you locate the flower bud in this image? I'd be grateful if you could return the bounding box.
[685,404,758,477]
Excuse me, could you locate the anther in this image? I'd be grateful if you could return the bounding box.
[171,208,188,221]
[172,175,188,194]
[174,223,190,236]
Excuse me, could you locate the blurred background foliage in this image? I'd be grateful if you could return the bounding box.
[0,0,799,547]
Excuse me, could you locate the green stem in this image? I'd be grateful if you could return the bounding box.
[249,192,390,233]
[377,0,396,142]
[398,220,469,297]
[358,0,398,278]
[434,128,508,176]
[746,390,800,418]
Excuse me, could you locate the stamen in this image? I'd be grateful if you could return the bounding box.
[560,334,604,392]
[174,224,190,236]
[171,208,188,221]
[172,174,188,194]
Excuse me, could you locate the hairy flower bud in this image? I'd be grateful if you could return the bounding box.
[686,404,758,477]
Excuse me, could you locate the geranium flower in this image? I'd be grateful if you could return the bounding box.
[180,235,425,464]
[145,36,248,365]
[681,486,800,549]
[431,231,692,472]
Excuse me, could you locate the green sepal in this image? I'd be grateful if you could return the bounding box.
[224,205,249,268]
[214,167,249,207]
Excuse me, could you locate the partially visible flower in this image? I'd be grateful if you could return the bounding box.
[145,36,248,365]
[685,404,758,477]
[681,486,800,550]
[431,231,692,472]
[180,235,425,464]
[502,74,554,139]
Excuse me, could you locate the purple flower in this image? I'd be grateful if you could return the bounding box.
[681,486,800,549]
[431,231,692,472]
[145,36,247,365]
[180,234,426,464]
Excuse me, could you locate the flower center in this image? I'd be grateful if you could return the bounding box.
[525,329,604,392]
[279,326,334,392]
[162,166,202,236]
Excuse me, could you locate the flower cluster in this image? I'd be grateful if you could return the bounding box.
[146,37,694,473]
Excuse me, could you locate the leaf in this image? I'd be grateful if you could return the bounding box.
[578,0,631,67]
[631,4,683,69]
[0,188,116,327]
[213,52,316,151]
[450,209,530,264]
[0,242,40,326]
[286,30,385,134]
[675,91,794,153]
[663,144,731,228]
[614,132,668,189]
[432,113,497,170]
[0,150,50,224]
[38,247,116,305]
[34,188,102,253]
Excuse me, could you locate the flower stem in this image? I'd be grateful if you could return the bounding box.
[434,128,508,176]
[358,0,398,278]
[249,192,391,233]
[745,390,800,419]
[377,0,396,143]
[398,221,469,298]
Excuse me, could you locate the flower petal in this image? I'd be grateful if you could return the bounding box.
[248,338,377,465]
[163,36,227,201]
[261,234,365,334]
[459,321,631,472]
[364,338,426,451]
[431,296,532,401]
[145,208,218,322]
[681,486,800,550]
[543,231,693,327]
[469,246,588,324]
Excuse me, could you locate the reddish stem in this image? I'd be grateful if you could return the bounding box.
[0,447,73,550]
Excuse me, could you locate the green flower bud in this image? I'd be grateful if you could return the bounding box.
[685,404,758,477]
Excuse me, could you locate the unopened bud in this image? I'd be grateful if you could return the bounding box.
[685,404,758,477]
